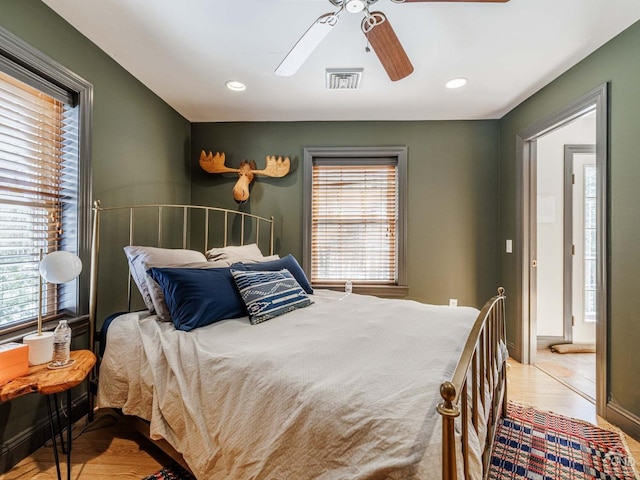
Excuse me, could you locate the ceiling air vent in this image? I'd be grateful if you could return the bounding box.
[326,68,363,90]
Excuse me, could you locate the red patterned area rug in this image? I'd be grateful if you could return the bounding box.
[142,463,194,480]
[490,402,639,480]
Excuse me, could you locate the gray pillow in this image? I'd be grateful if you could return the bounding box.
[123,246,207,317]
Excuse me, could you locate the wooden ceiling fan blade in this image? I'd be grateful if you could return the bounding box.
[275,13,339,77]
[362,12,414,82]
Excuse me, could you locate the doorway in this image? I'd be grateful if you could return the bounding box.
[534,124,597,401]
[515,84,608,417]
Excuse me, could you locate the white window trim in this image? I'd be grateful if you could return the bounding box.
[302,146,408,298]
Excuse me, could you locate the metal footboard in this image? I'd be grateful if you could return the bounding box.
[438,287,507,480]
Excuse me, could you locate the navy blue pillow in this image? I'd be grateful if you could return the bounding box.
[148,267,246,331]
[230,254,313,294]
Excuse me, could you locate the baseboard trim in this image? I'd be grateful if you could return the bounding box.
[607,401,640,443]
[0,393,88,474]
[536,335,565,349]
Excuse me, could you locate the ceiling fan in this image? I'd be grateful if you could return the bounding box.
[275,0,510,82]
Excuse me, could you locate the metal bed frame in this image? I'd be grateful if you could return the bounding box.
[438,287,507,479]
[88,201,274,430]
[88,200,275,352]
[87,200,507,480]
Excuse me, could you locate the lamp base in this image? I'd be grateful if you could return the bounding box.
[23,332,54,366]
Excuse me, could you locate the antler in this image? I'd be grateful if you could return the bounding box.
[252,156,291,178]
[199,150,239,174]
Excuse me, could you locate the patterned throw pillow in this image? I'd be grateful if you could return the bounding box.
[230,254,313,294]
[230,268,313,325]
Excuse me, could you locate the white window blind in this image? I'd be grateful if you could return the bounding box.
[0,69,79,329]
[311,163,398,284]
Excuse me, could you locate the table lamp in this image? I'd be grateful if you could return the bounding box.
[23,250,83,366]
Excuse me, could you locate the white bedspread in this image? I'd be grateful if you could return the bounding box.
[98,290,483,479]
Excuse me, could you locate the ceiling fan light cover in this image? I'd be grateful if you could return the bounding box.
[346,0,366,13]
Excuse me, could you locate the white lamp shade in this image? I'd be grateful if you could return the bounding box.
[39,251,82,284]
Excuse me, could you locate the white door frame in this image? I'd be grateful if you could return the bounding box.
[514,84,608,417]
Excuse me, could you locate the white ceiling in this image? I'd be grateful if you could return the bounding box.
[42,0,640,122]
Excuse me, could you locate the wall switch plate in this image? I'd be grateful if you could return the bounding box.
[449,299,458,307]
[506,239,513,254]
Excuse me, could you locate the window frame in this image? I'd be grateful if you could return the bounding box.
[303,146,408,298]
[0,26,93,337]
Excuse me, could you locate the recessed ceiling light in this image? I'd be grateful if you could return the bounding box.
[225,80,246,92]
[445,77,468,89]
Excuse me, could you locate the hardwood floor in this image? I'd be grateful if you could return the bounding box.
[535,347,596,401]
[508,359,640,462]
[2,359,639,479]
[0,411,172,479]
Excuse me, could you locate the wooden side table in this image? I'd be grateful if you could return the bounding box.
[0,349,96,480]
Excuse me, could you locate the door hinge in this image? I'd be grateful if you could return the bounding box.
[572,244,576,255]
[572,316,575,327]
[572,174,576,185]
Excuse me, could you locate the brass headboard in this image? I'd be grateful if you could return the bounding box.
[88,200,275,358]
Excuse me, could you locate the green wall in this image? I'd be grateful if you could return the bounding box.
[499,21,640,418]
[3,0,638,471]
[0,1,192,206]
[0,0,191,468]
[192,121,501,307]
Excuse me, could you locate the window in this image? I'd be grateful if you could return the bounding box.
[583,164,596,322]
[303,147,407,297]
[0,27,92,334]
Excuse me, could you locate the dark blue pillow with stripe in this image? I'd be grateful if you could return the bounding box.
[230,268,313,325]
[230,254,313,294]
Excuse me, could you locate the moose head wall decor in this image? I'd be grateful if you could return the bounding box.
[199,150,291,203]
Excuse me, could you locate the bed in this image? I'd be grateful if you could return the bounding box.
[88,201,507,480]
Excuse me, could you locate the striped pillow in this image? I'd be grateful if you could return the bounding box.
[231,268,313,325]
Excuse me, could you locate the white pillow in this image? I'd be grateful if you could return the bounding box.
[123,246,207,315]
[205,243,277,265]
[216,253,280,266]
